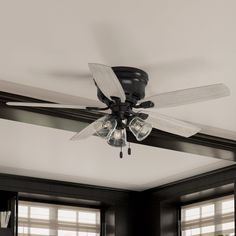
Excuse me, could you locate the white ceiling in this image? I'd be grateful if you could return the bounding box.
[0,119,232,191]
[0,0,235,190]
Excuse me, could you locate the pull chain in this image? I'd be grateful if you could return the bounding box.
[120,145,123,158]
[128,143,131,155]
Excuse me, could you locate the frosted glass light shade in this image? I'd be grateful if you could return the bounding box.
[107,129,127,147]
[129,117,152,141]
[93,116,117,139]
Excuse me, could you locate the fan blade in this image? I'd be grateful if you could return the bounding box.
[0,79,104,107]
[143,83,230,108]
[70,117,104,140]
[6,102,91,109]
[146,112,201,137]
[88,63,126,102]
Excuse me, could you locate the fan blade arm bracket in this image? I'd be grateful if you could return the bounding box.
[134,100,155,109]
[110,96,123,103]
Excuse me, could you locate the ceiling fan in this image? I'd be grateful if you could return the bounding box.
[6,63,230,158]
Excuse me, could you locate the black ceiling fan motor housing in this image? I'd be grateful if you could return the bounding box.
[97,66,149,105]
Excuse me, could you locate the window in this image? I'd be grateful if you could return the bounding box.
[181,195,234,236]
[18,201,100,236]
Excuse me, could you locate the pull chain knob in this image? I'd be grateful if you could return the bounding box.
[120,151,123,158]
[128,143,131,155]
[120,146,123,158]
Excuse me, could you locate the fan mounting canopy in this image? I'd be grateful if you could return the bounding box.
[96,66,149,104]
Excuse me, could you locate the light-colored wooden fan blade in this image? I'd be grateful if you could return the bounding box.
[143,83,230,108]
[6,102,90,109]
[88,63,126,102]
[70,116,106,141]
[146,112,201,137]
[0,79,104,107]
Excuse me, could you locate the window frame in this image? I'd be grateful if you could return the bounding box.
[17,198,102,236]
[179,194,235,236]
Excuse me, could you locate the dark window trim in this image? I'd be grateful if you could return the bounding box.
[180,190,235,207]
[18,197,103,236]
[144,165,236,236]
[18,196,102,210]
[0,173,135,236]
[179,193,235,236]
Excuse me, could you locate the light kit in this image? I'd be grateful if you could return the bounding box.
[94,114,153,157]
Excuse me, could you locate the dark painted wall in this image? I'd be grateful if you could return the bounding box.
[0,173,136,236]
[144,165,236,236]
[1,82,236,236]
[0,165,236,236]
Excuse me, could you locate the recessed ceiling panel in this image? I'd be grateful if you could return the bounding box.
[0,0,235,190]
[0,119,232,190]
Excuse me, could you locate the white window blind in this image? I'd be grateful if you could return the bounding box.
[181,195,235,236]
[18,201,100,236]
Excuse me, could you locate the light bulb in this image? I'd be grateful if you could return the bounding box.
[129,117,152,141]
[107,129,127,147]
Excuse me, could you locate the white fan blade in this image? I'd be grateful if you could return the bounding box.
[146,112,201,137]
[6,102,90,109]
[70,117,104,140]
[0,79,104,107]
[88,63,126,102]
[143,83,230,108]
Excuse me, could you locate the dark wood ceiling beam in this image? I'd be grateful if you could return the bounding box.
[0,91,236,161]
